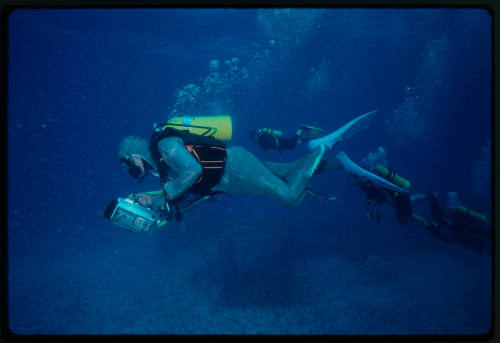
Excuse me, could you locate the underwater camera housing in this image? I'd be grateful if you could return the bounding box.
[104,197,160,234]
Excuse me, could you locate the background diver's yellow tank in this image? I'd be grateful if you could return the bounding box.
[166,115,232,141]
[456,205,487,223]
[374,164,410,190]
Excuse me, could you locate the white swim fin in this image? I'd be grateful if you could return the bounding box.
[307,110,377,150]
[336,151,408,193]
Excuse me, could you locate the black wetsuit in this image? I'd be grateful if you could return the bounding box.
[359,179,412,224]
[429,194,490,253]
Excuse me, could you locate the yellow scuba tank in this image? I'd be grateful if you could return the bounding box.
[456,205,487,223]
[374,165,410,190]
[165,115,232,141]
[262,128,282,138]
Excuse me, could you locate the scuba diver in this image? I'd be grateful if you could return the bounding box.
[354,175,439,234]
[427,193,490,253]
[107,111,377,233]
[249,125,324,153]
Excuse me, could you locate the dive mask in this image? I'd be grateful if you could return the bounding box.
[104,197,161,234]
[120,156,150,183]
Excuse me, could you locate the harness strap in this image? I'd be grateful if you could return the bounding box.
[150,127,226,197]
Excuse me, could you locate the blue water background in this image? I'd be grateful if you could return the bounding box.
[8,9,492,334]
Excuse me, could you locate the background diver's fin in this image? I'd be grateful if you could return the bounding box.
[336,150,408,193]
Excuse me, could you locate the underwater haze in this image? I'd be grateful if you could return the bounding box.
[7,8,492,335]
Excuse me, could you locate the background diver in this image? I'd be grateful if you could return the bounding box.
[249,125,324,153]
[427,192,490,253]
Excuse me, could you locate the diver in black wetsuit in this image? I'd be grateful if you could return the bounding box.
[427,194,490,253]
[249,125,324,153]
[353,176,435,230]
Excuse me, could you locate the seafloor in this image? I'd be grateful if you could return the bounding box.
[9,216,491,335]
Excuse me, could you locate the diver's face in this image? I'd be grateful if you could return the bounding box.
[120,154,145,179]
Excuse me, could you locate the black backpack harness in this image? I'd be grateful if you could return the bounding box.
[149,125,227,221]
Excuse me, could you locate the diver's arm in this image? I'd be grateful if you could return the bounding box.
[157,136,202,201]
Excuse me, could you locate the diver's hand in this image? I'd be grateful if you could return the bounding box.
[134,193,153,207]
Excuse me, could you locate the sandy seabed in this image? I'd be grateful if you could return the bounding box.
[8,226,492,335]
